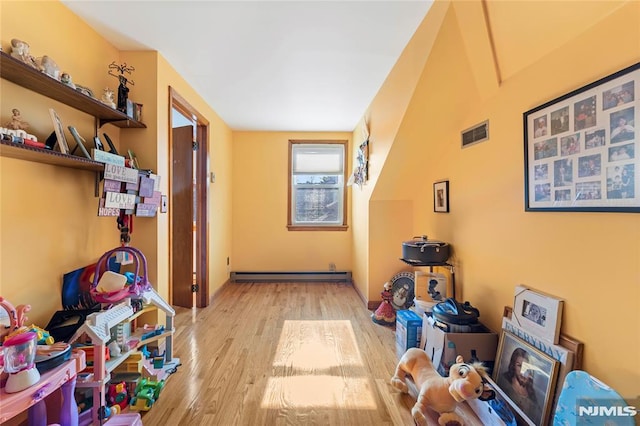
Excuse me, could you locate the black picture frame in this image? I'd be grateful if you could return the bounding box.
[102,132,119,155]
[67,126,92,160]
[433,180,449,213]
[524,62,639,212]
[93,136,104,151]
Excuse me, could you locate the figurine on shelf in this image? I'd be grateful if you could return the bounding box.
[116,75,130,113]
[60,72,76,89]
[36,55,61,80]
[75,84,95,98]
[371,281,396,326]
[101,87,116,109]
[9,38,37,69]
[108,62,135,113]
[5,108,29,131]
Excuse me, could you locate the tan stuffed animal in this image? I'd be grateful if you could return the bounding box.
[390,348,495,426]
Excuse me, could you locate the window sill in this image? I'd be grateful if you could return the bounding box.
[287,225,349,232]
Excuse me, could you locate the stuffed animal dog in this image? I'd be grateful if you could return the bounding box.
[391,348,495,426]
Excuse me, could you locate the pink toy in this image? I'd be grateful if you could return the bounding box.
[3,331,40,393]
[0,296,31,341]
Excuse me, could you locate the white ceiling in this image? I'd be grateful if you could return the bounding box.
[62,1,433,131]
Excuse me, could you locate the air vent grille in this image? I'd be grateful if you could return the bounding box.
[461,120,489,148]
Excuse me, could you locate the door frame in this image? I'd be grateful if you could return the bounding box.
[169,86,209,308]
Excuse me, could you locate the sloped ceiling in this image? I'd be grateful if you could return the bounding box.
[485,0,629,81]
[371,0,631,202]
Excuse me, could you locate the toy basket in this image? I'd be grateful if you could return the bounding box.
[91,247,152,304]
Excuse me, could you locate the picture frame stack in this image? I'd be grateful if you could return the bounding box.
[489,286,583,426]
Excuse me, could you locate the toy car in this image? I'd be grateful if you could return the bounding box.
[129,378,165,411]
[136,378,165,400]
[129,395,153,412]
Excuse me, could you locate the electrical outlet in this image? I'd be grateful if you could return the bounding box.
[329,262,336,272]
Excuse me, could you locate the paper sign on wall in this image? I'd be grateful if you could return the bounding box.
[92,149,125,166]
[136,203,158,217]
[104,191,137,209]
[98,198,120,217]
[150,173,161,191]
[139,176,155,197]
[144,190,162,206]
[103,179,122,193]
[104,164,139,184]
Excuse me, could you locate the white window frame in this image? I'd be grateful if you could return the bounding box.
[288,140,348,231]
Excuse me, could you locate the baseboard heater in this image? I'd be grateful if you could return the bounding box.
[231,271,352,283]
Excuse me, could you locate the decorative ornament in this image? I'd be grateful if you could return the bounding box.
[371,281,396,326]
[5,108,29,131]
[108,62,135,113]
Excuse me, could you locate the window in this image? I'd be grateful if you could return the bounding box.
[288,140,348,230]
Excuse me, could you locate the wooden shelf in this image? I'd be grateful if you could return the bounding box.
[0,52,146,128]
[0,140,104,172]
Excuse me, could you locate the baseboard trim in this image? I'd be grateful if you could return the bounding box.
[368,300,382,311]
[209,277,231,303]
[351,278,381,311]
[230,271,352,282]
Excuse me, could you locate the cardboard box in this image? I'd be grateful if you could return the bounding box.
[396,310,422,358]
[420,313,498,376]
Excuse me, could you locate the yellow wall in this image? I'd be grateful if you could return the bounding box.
[1,1,123,326]
[155,55,234,298]
[3,0,638,399]
[231,131,352,272]
[1,2,234,323]
[350,1,450,299]
[363,1,639,396]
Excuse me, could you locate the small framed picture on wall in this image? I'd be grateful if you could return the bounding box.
[433,180,449,212]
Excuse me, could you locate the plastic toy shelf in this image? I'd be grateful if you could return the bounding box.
[0,140,104,172]
[68,288,175,425]
[125,305,157,323]
[104,329,174,374]
[0,350,86,425]
[0,51,145,128]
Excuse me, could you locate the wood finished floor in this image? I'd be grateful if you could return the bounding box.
[139,282,420,425]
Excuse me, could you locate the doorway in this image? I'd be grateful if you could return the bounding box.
[169,87,209,308]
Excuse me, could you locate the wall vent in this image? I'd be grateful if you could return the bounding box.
[461,120,489,148]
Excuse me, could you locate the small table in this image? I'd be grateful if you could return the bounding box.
[0,350,86,426]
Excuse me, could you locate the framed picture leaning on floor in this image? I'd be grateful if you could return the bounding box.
[493,330,560,426]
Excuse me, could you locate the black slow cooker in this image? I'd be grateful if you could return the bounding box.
[401,235,450,265]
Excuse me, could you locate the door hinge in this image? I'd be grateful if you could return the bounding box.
[192,140,199,151]
[191,284,199,293]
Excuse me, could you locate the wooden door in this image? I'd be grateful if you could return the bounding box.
[171,125,194,308]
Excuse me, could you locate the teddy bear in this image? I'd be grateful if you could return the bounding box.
[390,348,495,426]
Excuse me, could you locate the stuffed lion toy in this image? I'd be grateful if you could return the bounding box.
[390,348,495,426]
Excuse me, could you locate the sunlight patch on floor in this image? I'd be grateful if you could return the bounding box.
[186,336,202,401]
[271,320,364,369]
[261,320,376,409]
[261,375,377,409]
